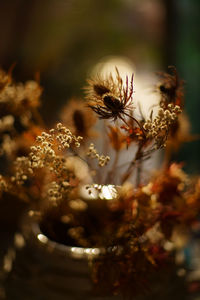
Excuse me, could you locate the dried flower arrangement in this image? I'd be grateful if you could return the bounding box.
[1,66,200,298]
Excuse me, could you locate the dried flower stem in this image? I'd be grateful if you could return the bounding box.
[122,141,145,185]
[105,150,120,185]
[123,112,145,136]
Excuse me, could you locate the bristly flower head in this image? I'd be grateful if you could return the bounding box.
[85,67,135,124]
[60,98,97,139]
[157,66,184,109]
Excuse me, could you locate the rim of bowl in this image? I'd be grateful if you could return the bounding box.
[30,220,105,260]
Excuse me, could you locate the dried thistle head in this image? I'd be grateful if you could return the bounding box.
[157,66,184,108]
[60,98,97,139]
[85,67,134,123]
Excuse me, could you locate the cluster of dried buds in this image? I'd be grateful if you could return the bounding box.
[9,124,81,201]
[87,143,110,167]
[143,103,182,149]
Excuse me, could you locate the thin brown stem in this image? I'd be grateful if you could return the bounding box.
[105,150,120,184]
[119,114,129,127]
[136,159,142,187]
[123,112,146,136]
[121,142,144,186]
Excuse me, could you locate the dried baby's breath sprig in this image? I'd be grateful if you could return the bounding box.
[11,156,31,185]
[55,123,83,149]
[47,180,71,204]
[47,181,62,203]
[30,123,83,171]
[143,103,182,149]
[28,124,83,173]
[10,124,85,204]
[87,143,110,167]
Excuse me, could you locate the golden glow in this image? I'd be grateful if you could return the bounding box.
[99,185,118,200]
[37,234,48,244]
[80,184,119,201]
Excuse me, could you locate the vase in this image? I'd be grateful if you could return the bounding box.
[4,214,122,300]
[3,181,188,300]
[3,214,189,300]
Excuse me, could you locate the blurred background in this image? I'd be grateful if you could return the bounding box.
[0,0,199,173]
